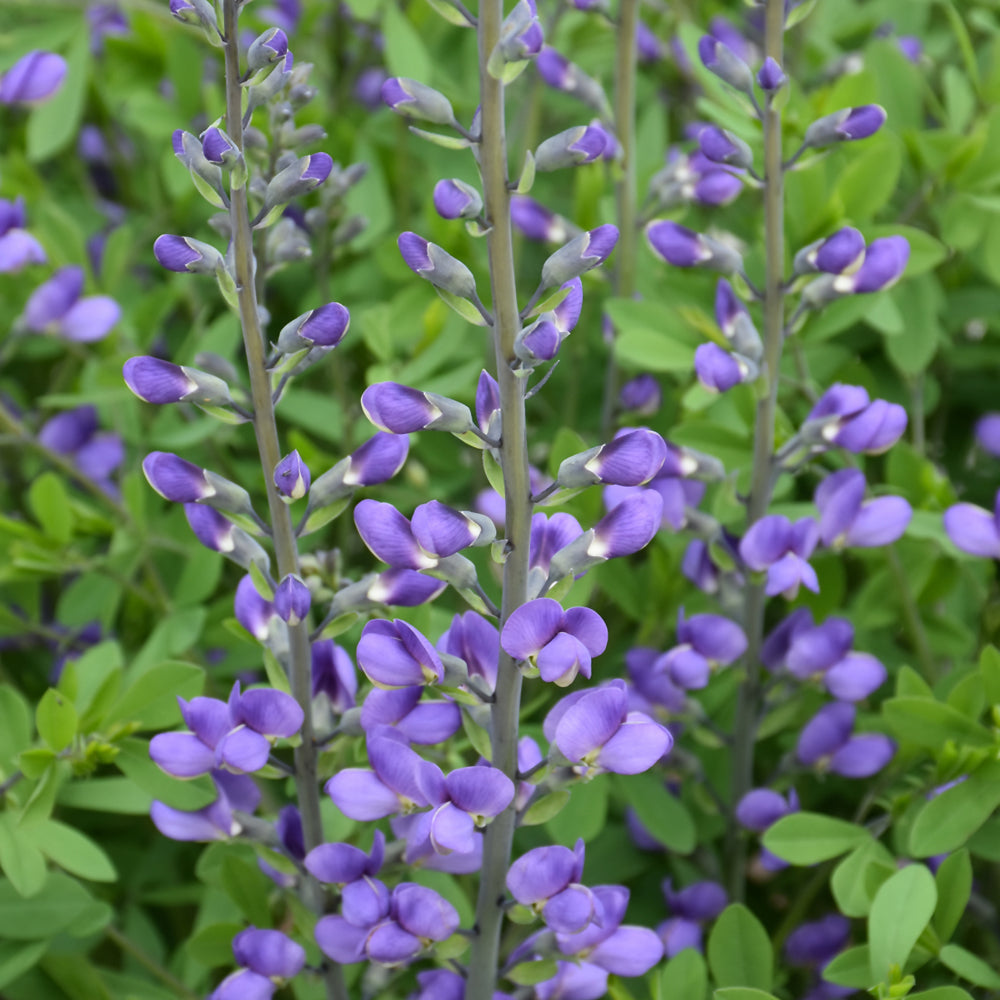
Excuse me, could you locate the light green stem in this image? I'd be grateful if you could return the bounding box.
[729,0,785,902]
[221,6,344,998]
[465,3,532,997]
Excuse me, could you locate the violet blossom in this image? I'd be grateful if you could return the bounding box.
[22,265,120,342]
[740,515,820,598]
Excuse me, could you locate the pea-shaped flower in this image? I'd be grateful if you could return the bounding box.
[356,618,445,688]
[500,598,608,686]
[944,488,1000,559]
[740,515,819,599]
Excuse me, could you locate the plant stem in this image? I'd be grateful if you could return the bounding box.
[221,7,344,999]
[466,6,532,998]
[728,0,785,903]
[601,0,639,438]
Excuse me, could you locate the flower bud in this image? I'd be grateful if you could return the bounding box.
[433,178,483,220]
[793,227,866,277]
[619,374,661,415]
[511,195,575,243]
[154,235,225,274]
[275,574,311,625]
[848,236,909,293]
[803,105,887,148]
[534,124,609,171]
[540,224,618,287]
[381,77,457,126]
[361,382,474,435]
[498,1,544,62]
[172,129,226,207]
[557,428,668,488]
[646,221,742,274]
[697,35,754,95]
[275,302,350,353]
[757,57,786,92]
[695,343,757,392]
[123,357,234,407]
[263,153,333,212]
[247,28,289,73]
[515,319,563,363]
[714,280,761,361]
[274,450,311,501]
[698,126,753,170]
[536,47,611,116]
[185,505,269,572]
[398,232,478,300]
[143,451,213,503]
[0,50,67,104]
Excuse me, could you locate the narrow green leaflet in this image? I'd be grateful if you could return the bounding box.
[882,697,992,750]
[0,939,49,990]
[32,821,117,883]
[545,776,608,845]
[909,761,1000,856]
[714,990,780,1000]
[0,873,92,939]
[105,660,205,730]
[938,944,1000,989]
[27,471,74,544]
[762,812,871,865]
[868,865,937,983]
[822,945,873,989]
[831,838,897,917]
[707,904,773,991]
[35,689,77,753]
[0,816,47,899]
[660,947,707,1000]
[933,849,972,941]
[618,772,696,854]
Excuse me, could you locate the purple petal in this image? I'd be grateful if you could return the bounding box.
[589,490,663,558]
[429,803,476,855]
[740,515,792,569]
[235,688,303,738]
[0,50,67,103]
[232,927,306,979]
[24,266,83,329]
[536,962,608,1000]
[944,502,1000,558]
[554,684,627,760]
[344,432,409,486]
[588,925,664,975]
[786,618,854,678]
[215,726,270,773]
[342,876,391,927]
[150,798,235,841]
[314,915,369,963]
[208,969,275,1000]
[411,500,481,556]
[538,632,592,685]
[543,885,595,933]
[60,295,120,341]
[366,921,421,965]
[825,653,889,702]
[354,499,432,569]
[501,598,564,659]
[735,788,790,831]
[305,842,371,884]
[149,732,216,778]
[507,845,577,904]
[682,613,747,663]
[844,497,911,547]
[325,769,400,820]
[829,733,895,777]
[393,883,460,940]
[797,702,855,764]
[596,715,672,774]
[444,766,514,816]
[369,734,443,805]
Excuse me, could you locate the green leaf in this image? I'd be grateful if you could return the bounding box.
[33,821,116,882]
[106,660,205,730]
[27,472,73,544]
[382,0,432,82]
[822,945,873,989]
[980,645,1000,704]
[186,921,245,967]
[908,989,974,1000]
[660,948,707,1000]
[938,944,1000,989]
[0,939,48,990]
[868,864,937,982]
[0,816,47,898]
[618,772,696,853]
[35,689,77,753]
[26,28,91,162]
[882,697,993,750]
[831,838,897,917]
[0,873,91,939]
[714,990,780,1000]
[507,959,558,986]
[57,776,151,814]
[762,812,871,865]
[836,133,902,220]
[707,904,773,990]
[933,849,971,941]
[520,790,569,826]
[545,777,608,845]
[910,761,1000,856]
[114,739,216,810]
[0,688,32,769]
[220,855,272,925]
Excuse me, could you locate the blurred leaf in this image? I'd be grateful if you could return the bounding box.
[660,948,707,1000]
[220,856,272,926]
[0,815,47,899]
[831,838,896,917]
[57,777,151,815]
[27,472,73,544]
[938,944,1000,988]
[26,27,90,162]
[0,939,48,990]
[545,776,608,845]
[507,959,558,986]
[106,661,204,730]
[33,821,116,883]
[0,873,90,939]
[114,740,215,810]
[618,772,696,853]
[822,945,873,989]
[707,904,772,990]
[521,790,569,826]
[0,688,32,768]
[933,849,971,942]
[36,689,77,753]
[836,133,902,220]
[763,812,870,865]
[382,0,432,82]
[882,697,992,750]
[868,864,937,982]
[715,991,780,1000]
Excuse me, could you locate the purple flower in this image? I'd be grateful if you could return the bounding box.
[501,598,608,686]
[438,611,500,692]
[944,490,1000,559]
[0,50,67,104]
[757,56,785,91]
[234,575,275,642]
[361,687,461,744]
[849,236,910,293]
[636,20,664,62]
[807,384,907,454]
[0,197,46,272]
[695,342,756,392]
[357,619,444,688]
[142,451,213,503]
[361,382,473,435]
[311,640,357,712]
[544,679,672,775]
[619,374,661,415]
[975,413,1000,457]
[556,428,668,488]
[736,788,796,832]
[740,515,820,598]
[804,105,887,147]
[23,266,120,342]
[697,34,753,93]
[274,450,310,501]
[208,969,275,1000]
[541,225,619,287]
[433,178,483,220]
[658,610,748,690]
[507,840,585,909]
[305,830,385,885]
[698,126,752,170]
[510,195,573,243]
[154,234,224,274]
[247,27,289,72]
[123,356,233,406]
[381,77,456,125]
[38,406,123,494]
[275,302,351,352]
[264,153,333,208]
[796,702,895,777]
[646,220,742,274]
[232,926,306,979]
[815,469,911,548]
[535,124,609,171]
[663,879,727,921]
[274,574,310,625]
[785,914,851,966]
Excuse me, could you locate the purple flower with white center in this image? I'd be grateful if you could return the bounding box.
[698,125,753,170]
[413,499,493,554]
[232,926,306,980]
[736,787,796,832]
[275,302,351,353]
[556,428,668,488]
[714,279,762,360]
[658,610,747,690]
[123,356,233,406]
[804,105,887,147]
[786,914,852,967]
[357,618,445,688]
[944,489,1000,559]
[695,342,756,393]
[234,575,275,642]
[150,769,255,843]
[22,265,120,342]
[585,489,664,560]
[361,382,474,435]
[534,124,609,171]
[795,227,867,277]
[815,468,911,549]
[510,195,573,243]
[364,568,447,608]
[150,694,233,779]
[274,574,310,625]
[796,702,896,777]
[0,197,46,272]
[346,432,410,486]
[740,515,820,598]
[361,687,461,744]
[0,50,67,104]
[619,374,661,415]
[697,34,754,94]
[646,220,742,274]
[381,77,457,126]
[438,611,500,692]
[311,640,357,712]
[355,499,470,569]
[215,682,304,774]
[432,178,483,220]
[500,598,608,686]
[544,679,672,775]
[647,148,743,211]
[757,56,785,91]
[507,840,586,914]
[763,609,850,678]
[807,384,907,454]
[273,450,310,501]
[540,225,619,287]
[516,318,563,362]
[185,505,267,571]
[604,456,707,534]
[154,234,225,274]
[476,369,501,439]
[976,413,1000,457]
[848,236,910,293]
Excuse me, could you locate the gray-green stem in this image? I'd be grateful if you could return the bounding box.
[601,0,639,438]
[221,6,344,999]
[728,0,785,902]
[466,3,532,997]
